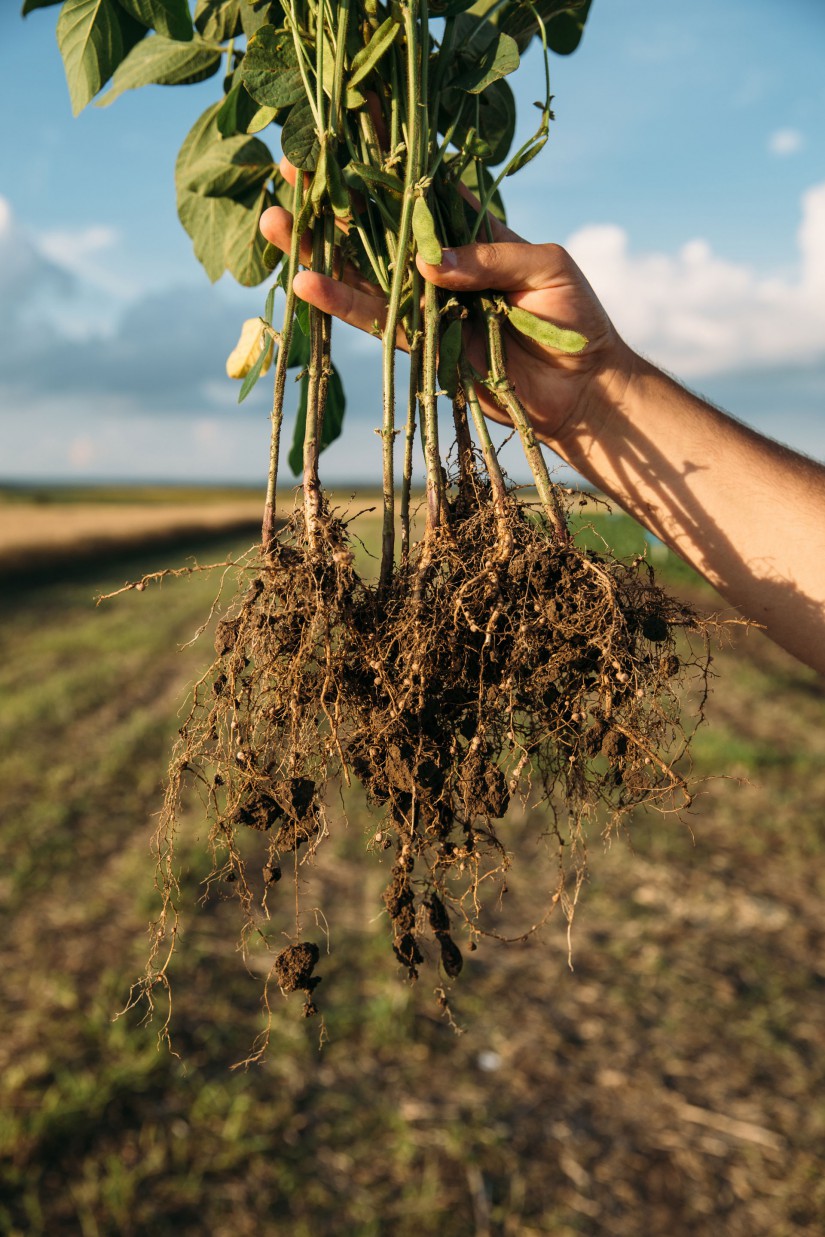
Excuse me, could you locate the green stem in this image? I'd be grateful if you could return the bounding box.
[401,266,423,562]
[421,276,444,532]
[378,0,422,591]
[460,360,513,558]
[263,175,305,550]
[482,299,568,541]
[303,227,329,550]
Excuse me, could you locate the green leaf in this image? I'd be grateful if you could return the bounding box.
[293,301,311,342]
[412,196,443,266]
[246,104,279,134]
[97,34,221,105]
[281,97,320,172]
[240,0,280,38]
[506,305,588,354]
[216,76,261,136]
[441,75,516,166]
[176,103,273,284]
[346,161,404,199]
[460,161,506,223]
[438,319,463,400]
[224,184,274,285]
[288,373,310,476]
[348,14,402,92]
[427,0,477,16]
[241,25,304,110]
[194,0,242,40]
[182,130,274,197]
[499,0,591,55]
[288,364,346,476]
[57,0,146,114]
[263,284,276,325]
[178,191,236,281]
[116,0,194,41]
[238,331,275,402]
[22,0,64,13]
[453,31,519,94]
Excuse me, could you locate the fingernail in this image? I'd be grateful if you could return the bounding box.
[439,249,458,271]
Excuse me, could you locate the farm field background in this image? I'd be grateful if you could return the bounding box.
[1,486,824,1235]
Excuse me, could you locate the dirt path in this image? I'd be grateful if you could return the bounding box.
[0,499,265,569]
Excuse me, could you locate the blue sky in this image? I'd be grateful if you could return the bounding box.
[1,0,823,485]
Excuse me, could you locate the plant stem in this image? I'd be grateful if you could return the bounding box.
[460,361,513,558]
[263,174,305,551]
[421,276,444,532]
[401,266,423,562]
[378,0,422,591]
[482,299,568,541]
[303,226,329,550]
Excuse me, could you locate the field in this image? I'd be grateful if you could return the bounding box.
[1,488,824,1235]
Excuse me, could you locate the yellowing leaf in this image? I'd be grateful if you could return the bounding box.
[226,317,273,379]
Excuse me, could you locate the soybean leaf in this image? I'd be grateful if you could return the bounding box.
[287,374,310,476]
[427,0,477,16]
[294,300,311,339]
[247,104,279,134]
[453,31,519,94]
[57,0,147,115]
[507,305,588,354]
[412,197,442,265]
[176,102,273,283]
[182,129,274,197]
[240,0,281,38]
[178,190,236,281]
[460,159,506,223]
[500,0,591,55]
[241,25,304,110]
[441,77,516,166]
[287,317,310,368]
[194,0,242,41]
[546,0,592,54]
[238,331,275,402]
[217,75,261,136]
[438,319,463,399]
[281,96,320,171]
[287,363,346,476]
[346,161,404,199]
[225,183,274,286]
[262,241,282,269]
[348,14,401,92]
[22,0,64,13]
[263,283,276,326]
[98,34,221,105]
[116,0,194,41]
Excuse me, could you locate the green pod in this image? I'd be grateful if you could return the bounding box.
[412,196,443,266]
[437,319,463,400]
[507,305,588,354]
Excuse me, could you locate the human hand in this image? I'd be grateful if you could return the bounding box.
[259,158,636,456]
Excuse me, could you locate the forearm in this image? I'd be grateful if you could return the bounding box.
[551,348,825,674]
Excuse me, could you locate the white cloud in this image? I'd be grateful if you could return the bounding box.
[566,182,825,377]
[768,128,804,157]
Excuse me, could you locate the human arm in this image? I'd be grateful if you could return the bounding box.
[259,197,825,675]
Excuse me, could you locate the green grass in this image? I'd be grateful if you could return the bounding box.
[1,517,824,1235]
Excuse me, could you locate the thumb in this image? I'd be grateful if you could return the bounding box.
[416,241,570,294]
